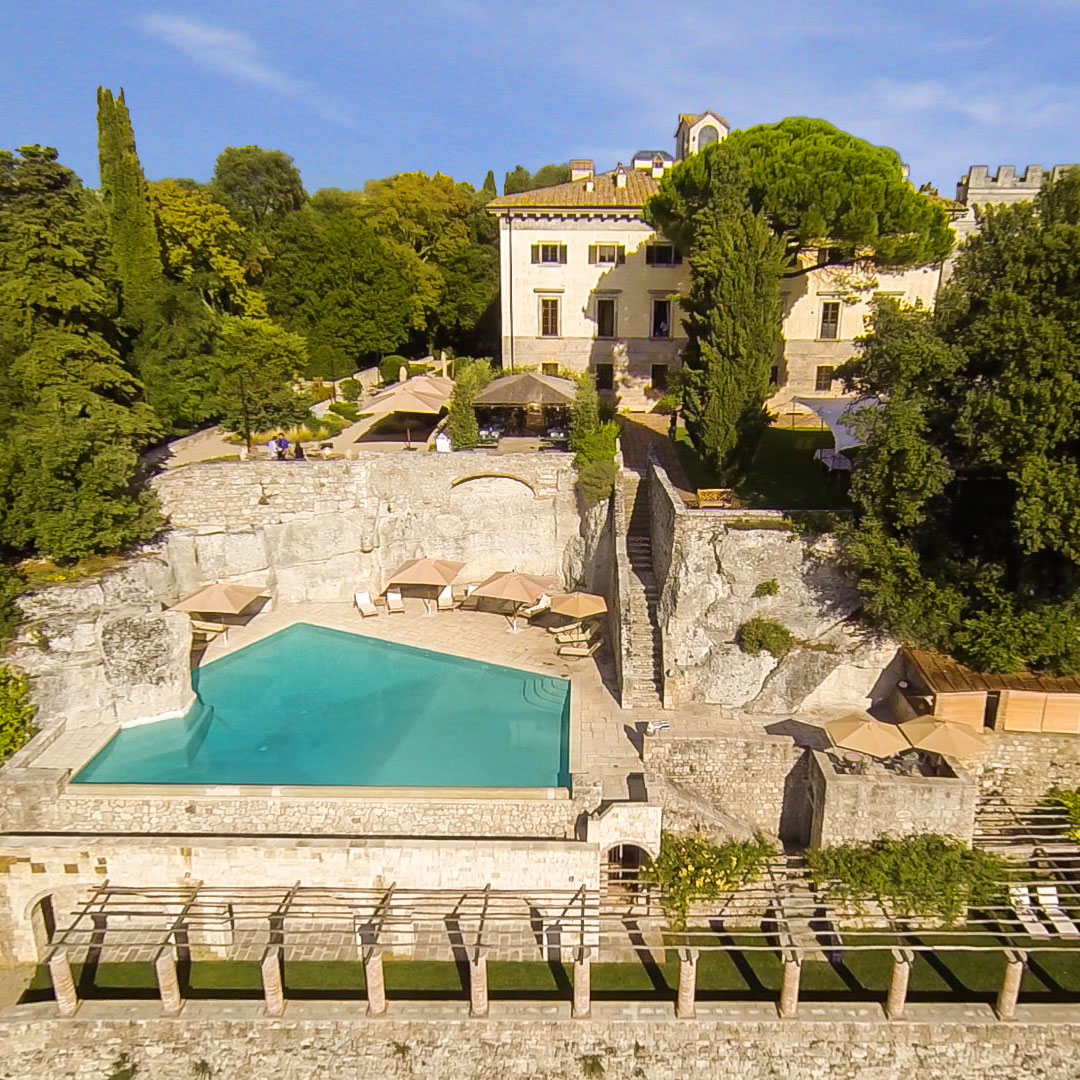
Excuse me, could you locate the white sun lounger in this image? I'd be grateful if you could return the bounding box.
[1010,884,1051,937]
[437,587,454,611]
[386,588,405,614]
[1036,884,1080,937]
[546,620,582,636]
[353,591,379,618]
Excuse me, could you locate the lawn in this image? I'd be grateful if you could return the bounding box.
[24,934,1080,1005]
[673,425,851,512]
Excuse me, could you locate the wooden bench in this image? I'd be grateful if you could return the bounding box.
[696,488,734,509]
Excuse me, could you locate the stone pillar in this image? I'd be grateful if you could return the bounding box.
[260,946,285,1017]
[365,949,386,1017]
[154,946,183,1016]
[778,949,802,1019]
[573,947,592,1019]
[48,949,79,1017]
[885,948,914,1020]
[469,949,489,1018]
[996,949,1026,1021]
[676,948,698,1019]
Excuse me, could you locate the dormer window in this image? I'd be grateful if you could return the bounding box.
[531,243,567,265]
[645,243,682,266]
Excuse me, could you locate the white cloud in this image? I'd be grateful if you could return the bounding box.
[136,13,360,130]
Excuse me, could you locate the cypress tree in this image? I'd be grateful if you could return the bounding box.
[482,170,497,197]
[96,87,163,326]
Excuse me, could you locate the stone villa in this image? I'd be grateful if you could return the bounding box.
[488,112,1074,416]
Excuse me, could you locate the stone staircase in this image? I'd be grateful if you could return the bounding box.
[621,472,664,708]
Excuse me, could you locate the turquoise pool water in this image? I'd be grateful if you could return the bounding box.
[73,624,570,788]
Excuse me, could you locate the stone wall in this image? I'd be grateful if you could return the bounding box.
[4,1012,1080,1080]
[808,751,978,847]
[152,454,598,606]
[0,833,603,965]
[970,731,1080,801]
[641,734,803,840]
[647,458,898,713]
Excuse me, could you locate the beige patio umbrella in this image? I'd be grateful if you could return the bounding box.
[549,592,608,619]
[900,717,986,760]
[823,713,909,759]
[171,582,267,615]
[386,557,466,615]
[366,378,451,416]
[471,571,553,632]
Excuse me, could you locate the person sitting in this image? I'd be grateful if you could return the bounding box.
[293,441,306,460]
[272,433,288,460]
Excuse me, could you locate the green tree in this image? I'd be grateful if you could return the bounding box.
[0,145,162,560]
[0,665,35,762]
[261,208,417,379]
[213,316,311,448]
[96,87,165,326]
[503,164,570,195]
[211,145,306,228]
[569,372,600,454]
[840,170,1080,673]
[149,180,265,315]
[482,170,497,196]
[447,358,492,449]
[646,118,953,475]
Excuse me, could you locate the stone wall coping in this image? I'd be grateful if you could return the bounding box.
[62,782,571,802]
[644,730,800,752]
[648,452,787,522]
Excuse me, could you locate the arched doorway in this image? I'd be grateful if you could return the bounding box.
[29,894,56,958]
[604,844,650,894]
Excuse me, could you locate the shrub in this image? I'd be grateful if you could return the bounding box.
[1048,788,1080,842]
[379,355,409,384]
[569,374,601,453]
[640,833,774,930]
[578,459,618,508]
[738,617,796,659]
[448,359,493,449]
[752,579,779,598]
[328,401,360,422]
[0,566,23,647]
[0,666,36,763]
[340,378,361,403]
[805,835,1009,924]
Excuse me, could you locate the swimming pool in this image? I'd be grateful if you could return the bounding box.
[73,623,571,788]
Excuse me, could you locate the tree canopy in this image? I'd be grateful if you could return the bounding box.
[646,118,953,476]
[211,145,307,228]
[503,163,570,195]
[840,170,1080,674]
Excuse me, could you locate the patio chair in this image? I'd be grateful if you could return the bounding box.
[546,620,582,636]
[558,639,602,659]
[386,587,406,614]
[1035,884,1080,937]
[1009,884,1051,937]
[190,619,228,643]
[353,591,379,618]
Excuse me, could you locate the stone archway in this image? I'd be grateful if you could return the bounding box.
[604,844,651,894]
[27,893,56,959]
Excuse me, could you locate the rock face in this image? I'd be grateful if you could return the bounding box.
[99,610,193,723]
[648,461,898,712]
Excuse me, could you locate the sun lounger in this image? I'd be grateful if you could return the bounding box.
[547,620,582,636]
[558,639,602,659]
[437,587,454,611]
[1010,884,1051,937]
[556,626,594,645]
[386,587,405,614]
[190,619,229,642]
[520,595,551,619]
[353,591,379,618]
[1036,884,1080,937]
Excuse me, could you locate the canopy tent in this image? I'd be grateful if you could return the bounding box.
[794,396,879,453]
[471,571,554,632]
[899,717,986,760]
[171,582,267,615]
[473,372,576,407]
[550,592,608,619]
[823,713,909,759]
[366,375,452,416]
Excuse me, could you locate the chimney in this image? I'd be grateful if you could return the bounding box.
[615,165,627,189]
[570,159,594,182]
[651,156,665,180]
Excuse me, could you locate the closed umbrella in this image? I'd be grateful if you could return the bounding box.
[171,582,267,615]
[550,592,608,619]
[823,714,908,759]
[471,571,553,632]
[900,718,986,760]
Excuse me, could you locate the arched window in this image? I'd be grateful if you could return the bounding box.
[696,124,720,149]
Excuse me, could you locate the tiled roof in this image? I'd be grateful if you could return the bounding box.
[676,110,730,131]
[487,170,660,211]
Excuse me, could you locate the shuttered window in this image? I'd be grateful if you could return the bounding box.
[587,244,626,265]
[531,243,567,264]
[645,244,682,266]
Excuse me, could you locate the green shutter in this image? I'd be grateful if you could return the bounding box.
[588,244,597,264]
[531,245,539,263]
[559,245,567,264]
[617,245,626,264]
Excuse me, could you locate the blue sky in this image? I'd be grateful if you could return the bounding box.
[1,0,1077,196]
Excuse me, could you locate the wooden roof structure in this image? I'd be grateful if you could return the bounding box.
[906,648,1080,696]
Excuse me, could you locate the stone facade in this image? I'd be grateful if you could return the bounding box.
[970,731,1080,801]
[4,1013,1080,1080]
[808,751,978,846]
[647,459,897,712]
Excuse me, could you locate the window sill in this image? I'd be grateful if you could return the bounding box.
[538,335,562,340]
[815,337,842,343]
